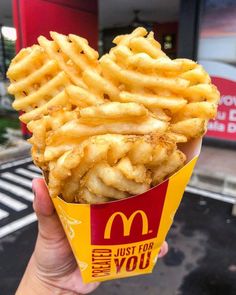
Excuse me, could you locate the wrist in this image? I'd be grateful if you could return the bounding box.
[16,254,67,295]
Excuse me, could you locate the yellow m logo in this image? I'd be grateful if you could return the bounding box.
[104,210,149,239]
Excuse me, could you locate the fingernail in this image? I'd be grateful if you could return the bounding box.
[32,182,38,212]
[32,180,37,199]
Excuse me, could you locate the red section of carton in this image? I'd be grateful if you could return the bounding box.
[90,180,169,245]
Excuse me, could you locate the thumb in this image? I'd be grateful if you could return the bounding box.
[32,178,65,241]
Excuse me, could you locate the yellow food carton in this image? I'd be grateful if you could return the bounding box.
[52,139,201,283]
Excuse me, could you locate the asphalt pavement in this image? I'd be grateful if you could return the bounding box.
[0,159,236,295]
[0,158,41,240]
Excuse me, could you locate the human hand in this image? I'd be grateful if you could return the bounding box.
[16,178,168,295]
[16,178,100,295]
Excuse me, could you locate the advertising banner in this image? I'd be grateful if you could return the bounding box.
[198,0,236,142]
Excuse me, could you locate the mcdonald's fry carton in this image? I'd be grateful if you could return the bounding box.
[52,139,201,283]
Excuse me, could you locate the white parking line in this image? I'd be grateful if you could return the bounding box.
[0,157,32,169]
[15,168,41,179]
[0,180,34,202]
[0,213,37,238]
[0,192,27,211]
[27,164,41,173]
[0,208,9,220]
[2,172,32,188]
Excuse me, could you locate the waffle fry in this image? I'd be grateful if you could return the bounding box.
[48,116,168,144]
[54,134,178,203]
[7,27,220,204]
[100,28,220,140]
[119,91,188,113]
[7,45,72,124]
[79,102,148,120]
[40,32,117,103]
[38,35,80,86]
[152,150,186,186]
[28,109,79,168]
[66,85,104,107]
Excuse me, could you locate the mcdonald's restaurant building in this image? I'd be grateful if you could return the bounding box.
[0,0,235,145]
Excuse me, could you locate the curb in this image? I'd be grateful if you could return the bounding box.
[0,143,31,165]
[189,169,236,199]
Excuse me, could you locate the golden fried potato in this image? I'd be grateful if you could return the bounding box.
[7,45,71,124]
[47,134,177,199]
[7,27,220,204]
[152,150,186,186]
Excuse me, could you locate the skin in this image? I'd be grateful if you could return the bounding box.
[16,178,168,295]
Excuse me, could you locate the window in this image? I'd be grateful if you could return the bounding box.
[0,26,16,80]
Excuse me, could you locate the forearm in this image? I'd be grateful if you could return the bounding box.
[16,254,76,295]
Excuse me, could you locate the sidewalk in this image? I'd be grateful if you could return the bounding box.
[190,145,236,200]
[0,140,30,165]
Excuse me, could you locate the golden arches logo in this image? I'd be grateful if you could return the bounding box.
[104,210,149,239]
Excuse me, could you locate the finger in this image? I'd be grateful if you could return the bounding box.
[81,282,100,294]
[32,178,65,240]
[158,241,168,258]
[63,268,100,294]
[32,178,54,216]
